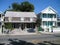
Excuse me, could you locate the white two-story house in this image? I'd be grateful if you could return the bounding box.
[39,6,57,32]
[4,11,37,32]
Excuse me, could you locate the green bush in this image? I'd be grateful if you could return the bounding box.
[4,23,14,30]
[38,27,43,31]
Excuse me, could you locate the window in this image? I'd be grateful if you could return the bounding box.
[42,14,56,18]
[53,14,56,18]
[57,22,60,26]
[48,21,53,26]
[48,14,56,18]
[27,23,31,28]
[43,21,47,26]
[48,14,53,18]
[4,17,9,21]
[33,17,36,21]
[24,17,30,21]
[43,14,47,18]
[26,23,35,28]
[43,21,53,26]
[12,17,21,21]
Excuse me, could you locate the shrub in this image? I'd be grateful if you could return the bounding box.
[4,23,14,30]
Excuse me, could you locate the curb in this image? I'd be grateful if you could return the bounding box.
[0,33,37,36]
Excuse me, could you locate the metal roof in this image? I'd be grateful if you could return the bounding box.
[5,11,37,17]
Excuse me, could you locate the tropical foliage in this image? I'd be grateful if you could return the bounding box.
[8,1,34,12]
[4,23,13,30]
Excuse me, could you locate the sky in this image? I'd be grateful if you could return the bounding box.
[0,0,60,14]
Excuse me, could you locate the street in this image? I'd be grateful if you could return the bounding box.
[0,34,60,44]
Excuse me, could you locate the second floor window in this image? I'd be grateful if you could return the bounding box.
[42,14,56,18]
[43,14,47,18]
[24,17,30,21]
[33,17,36,21]
[4,17,9,21]
[12,17,21,21]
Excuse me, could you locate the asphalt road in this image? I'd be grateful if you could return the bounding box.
[0,34,60,44]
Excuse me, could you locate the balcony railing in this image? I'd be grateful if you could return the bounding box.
[5,19,36,22]
[4,17,37,23]
[42,18,57,21]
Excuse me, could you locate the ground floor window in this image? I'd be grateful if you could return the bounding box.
[43,21,47,26]
[12,23,20,28]
[48,21,53,26]
[12,23,36,28]
[43,21,53,26]
[26,23,35,28]
[57,22,60,26]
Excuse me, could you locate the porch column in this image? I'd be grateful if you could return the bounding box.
[19,23,21,31]
[42,21,43,27]
[13,23,15,28]
[25,23,27,31]
[53,22,55,26]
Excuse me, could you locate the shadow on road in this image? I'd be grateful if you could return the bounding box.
[0,39,60,45]
[37,41,60,45]
[8,39,34,45]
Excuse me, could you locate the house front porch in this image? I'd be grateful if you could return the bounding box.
[4,23,37,34]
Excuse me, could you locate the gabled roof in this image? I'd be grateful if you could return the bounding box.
[5,11,37,17]
[41,6,57,14]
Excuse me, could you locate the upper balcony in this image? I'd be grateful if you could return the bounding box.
[4,17,37,23]
[42,18,57,21]
[41,13,56,17]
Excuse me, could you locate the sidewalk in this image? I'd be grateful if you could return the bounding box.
[39,31,54,35]
[0,32,37,35]
[0,31,59,35]
[10,32,36,35]
[0,32,53,35]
